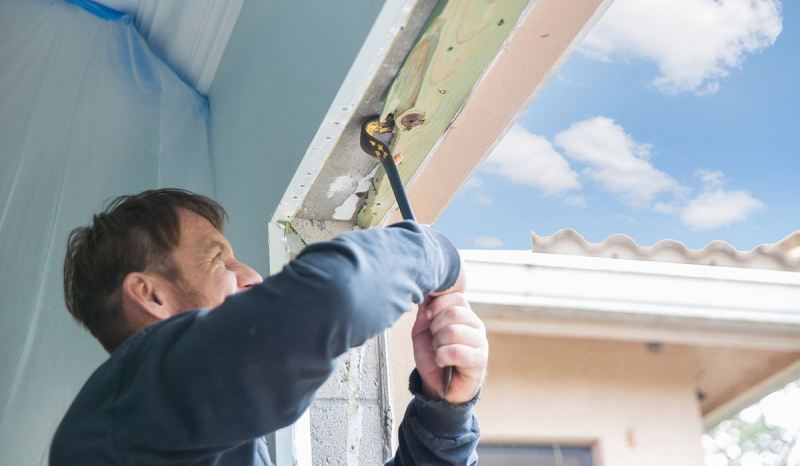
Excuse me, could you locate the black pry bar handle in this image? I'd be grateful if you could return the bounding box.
[360,115,454,398]
[381,156,416,222]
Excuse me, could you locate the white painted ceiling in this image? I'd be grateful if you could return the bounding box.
[94,0,243,93]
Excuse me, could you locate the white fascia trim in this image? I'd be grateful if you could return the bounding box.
[271,0,418,223]
[462,250,800,331]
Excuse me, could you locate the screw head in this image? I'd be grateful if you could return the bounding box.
[400,113,425,130]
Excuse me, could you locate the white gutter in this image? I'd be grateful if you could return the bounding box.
[462,250,800,342]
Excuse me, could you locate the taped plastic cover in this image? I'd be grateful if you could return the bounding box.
[0,0,213,463]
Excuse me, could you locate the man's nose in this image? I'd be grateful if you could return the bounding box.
[235,262,263,291]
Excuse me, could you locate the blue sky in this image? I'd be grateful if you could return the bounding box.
[436,0,798,251]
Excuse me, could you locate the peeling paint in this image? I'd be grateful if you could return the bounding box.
[327,175,355,199]
[333,196,361,221]
[332,167,378,221]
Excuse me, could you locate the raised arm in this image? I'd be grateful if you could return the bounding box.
[114,222,461,456]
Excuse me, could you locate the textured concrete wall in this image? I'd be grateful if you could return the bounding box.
[312,337,393,465]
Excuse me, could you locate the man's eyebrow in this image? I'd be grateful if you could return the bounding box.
[202,240,229,256]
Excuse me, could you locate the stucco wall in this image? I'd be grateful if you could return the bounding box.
[389,316,706,466]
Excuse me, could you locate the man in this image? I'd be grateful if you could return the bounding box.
[51,189,488,465]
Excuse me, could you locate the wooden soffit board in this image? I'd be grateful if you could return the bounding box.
[358,0,614,227]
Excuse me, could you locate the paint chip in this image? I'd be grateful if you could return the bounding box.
[327,176,355,199]
[332,167,377,220]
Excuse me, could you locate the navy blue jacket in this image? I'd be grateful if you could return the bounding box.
[50,223,480,465]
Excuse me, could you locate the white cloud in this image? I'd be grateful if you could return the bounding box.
[483,125,580,196]
[470,192,493,206]
[554,116,683,207]
[681,189,763,229]
[471,236,505,249]
[680,171,762,230]
[697,169,726,188]
[582,0,782,94]
[458,176,492,205]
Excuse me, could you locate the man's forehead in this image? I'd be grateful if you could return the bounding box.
[177,210,229,249]
[178,208,212,226]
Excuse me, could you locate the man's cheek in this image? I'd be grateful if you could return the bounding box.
[224,274,238,297]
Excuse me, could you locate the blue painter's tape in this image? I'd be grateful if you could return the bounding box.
[64,0,125,21]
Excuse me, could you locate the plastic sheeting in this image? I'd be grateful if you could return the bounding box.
[0,0,214,463]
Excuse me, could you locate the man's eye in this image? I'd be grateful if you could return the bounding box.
[213,253,224,262]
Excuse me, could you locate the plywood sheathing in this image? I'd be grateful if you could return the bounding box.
[361,0,614,227]
[358,0,532,227]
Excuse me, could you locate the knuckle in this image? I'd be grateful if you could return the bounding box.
[443,307,460,321]
[446,345,460,360]
[442,325,459,341]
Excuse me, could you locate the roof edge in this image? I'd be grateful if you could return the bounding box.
[532,228,800,272]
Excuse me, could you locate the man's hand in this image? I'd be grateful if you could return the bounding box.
[411,270,488,404]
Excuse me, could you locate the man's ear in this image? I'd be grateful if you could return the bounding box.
[120,272,173,321]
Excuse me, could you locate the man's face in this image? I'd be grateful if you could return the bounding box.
[167,210,263,311]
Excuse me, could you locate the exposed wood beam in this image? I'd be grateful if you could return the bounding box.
[358,0,531,226]
[359,0,614,227]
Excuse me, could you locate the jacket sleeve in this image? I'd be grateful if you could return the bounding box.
[113,222,461,458]
[385,369,480,466]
